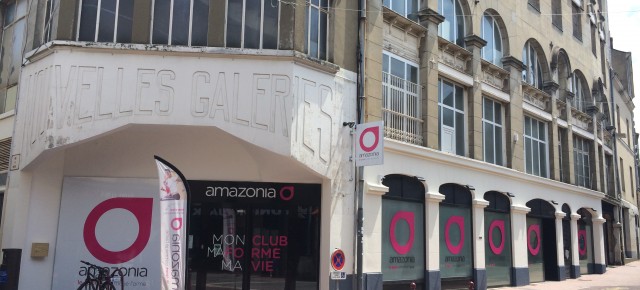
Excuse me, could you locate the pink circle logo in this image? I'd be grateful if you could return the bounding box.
[359,126,379,152]
[389,211,415,254]
[527,224,541,256]
[279,186,294,201]
[445,216,465,254]
[488,220,505,255]
[578,230,587,256]
[83,198,153,264]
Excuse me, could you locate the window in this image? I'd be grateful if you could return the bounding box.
[590,24,597,55]
[481,13,503,66]
[572,3,582,41]
[152,0,209,46]
[382,53,422,145]
[305,0,329,60]
[226,0,279,49]
[383,0,418,21]
[558,128,567,182]
[572,73,587,112]
[605,154,614,195]
[524,116,548,177]
[620,157,625,192]
[528,0,540,11]
[439,79,465,156]
[626,119,631,145]
[43,0,55,43]
[552,0,562,30]
[77,0,134,42]
[438,0,465,46]
[630,166,634,196]
[522,42,543,90]
[0,0,26,114]
[573,136,591,188]
[483,97,503,165]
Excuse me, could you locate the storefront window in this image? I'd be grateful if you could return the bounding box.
[188,181,321,290]
[527,217,544,282]
[484,191,511,287]
[439,184,472,284]
[578,209,594,274]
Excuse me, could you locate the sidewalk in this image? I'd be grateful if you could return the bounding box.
[494,260,640,290]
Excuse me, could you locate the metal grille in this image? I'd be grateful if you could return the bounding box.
[382,72,423,145]
[0,138,11,172]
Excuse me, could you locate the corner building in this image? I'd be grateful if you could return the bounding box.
[0,1,359,290]
[360,0,624,289]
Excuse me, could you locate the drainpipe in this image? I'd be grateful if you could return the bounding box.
[355,0,366,289]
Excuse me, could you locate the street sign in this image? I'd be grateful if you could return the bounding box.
[331,249,346,271]
[330,271,347,280]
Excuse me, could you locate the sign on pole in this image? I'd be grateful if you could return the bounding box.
[355,121,384,166]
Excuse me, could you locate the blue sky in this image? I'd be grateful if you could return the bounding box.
[607,2,640,132]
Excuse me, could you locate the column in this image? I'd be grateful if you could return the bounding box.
[418,9,444,150]
[555,212,567,280]
[472,199,489,289]
[570,213,581,278]
[425,192,445,290]
[592,217,607,274]
[464,35,487,161]
[510,205,531,286]
[543,81,561,181]
[502,57,526,171]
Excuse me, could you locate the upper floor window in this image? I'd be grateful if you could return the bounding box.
[439,0,465,47]
[152,0,209,46]
[305,0,329,60]
[483,97,503,165]
[571,72,591,112]
[78,0,134,42]
[383,0,418,21]
[0,0,26,114]
[522,42,543,90]
[439,79,465,156]
[552,0,562,30]
[481,12,503,66]
[573,136,591,188]
[524,116,548,178]
[382,53,422,145]
[572,2,583,41]
[43,0,55,43]
[528,0,540,11]
[227,0,279,49]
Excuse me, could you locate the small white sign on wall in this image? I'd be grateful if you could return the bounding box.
[355,121,384,166]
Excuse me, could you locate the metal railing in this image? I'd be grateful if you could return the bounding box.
[382,72,423,145]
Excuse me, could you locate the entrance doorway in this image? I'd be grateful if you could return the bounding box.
[526,199,559,283]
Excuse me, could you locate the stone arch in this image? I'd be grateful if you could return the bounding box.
[523,38,552,87]
[482,9,510,57]
[551,47,572,101]
[381,174,427,200]
[572,70,593,112]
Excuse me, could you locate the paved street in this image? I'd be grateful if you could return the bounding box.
[495,261,640,290]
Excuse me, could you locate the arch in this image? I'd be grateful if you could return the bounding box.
[481,9,510,66]
[561,203,572,219]
[381,174,426,201]
[592,77,606,103]
[484,191,511,212]
[523,39,551,90]
[551,47,572,102]
[439,183,472,206]
[438,0,471,46]
[526,198,556,218]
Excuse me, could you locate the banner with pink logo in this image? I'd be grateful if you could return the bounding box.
[52,177,159,290]
[155,156,189,290]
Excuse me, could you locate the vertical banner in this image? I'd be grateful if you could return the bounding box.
[155,156,189,290]
[355,121,384,166]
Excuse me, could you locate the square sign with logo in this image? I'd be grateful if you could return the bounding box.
[355,121,384,166]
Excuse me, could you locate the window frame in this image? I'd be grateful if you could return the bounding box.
[552,0,562,30]
[573,135,591,188]
[382,51,422,145]
[225,0,281,49]
[438,78,466,156]
[482,97,504,166]
[383,0,419,20]
[76,0,134,43]
[522,42,543,90]
[572,2,583,41]
[481,12,503,66]
[524,115,549,178]
[305,0,329,61]
[438,0,465,47]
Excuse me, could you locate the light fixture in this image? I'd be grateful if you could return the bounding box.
[506,192,515,197]
[343,121,355,128]
[550,200,559,205]
[465,185,475,191]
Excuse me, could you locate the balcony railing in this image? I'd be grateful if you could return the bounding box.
[382,72,423,145]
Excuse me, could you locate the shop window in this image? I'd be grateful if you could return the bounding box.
[522,41,543,90]
[305,0,329,60]
[78,0,134,43]
[439,184,473,287]
[524,116,548,178]
[438,0,465,47]
[481,12,503,67]
[382,53,422,145]
[439,79,465,156]
[381,175,425,288]
[525,199,557,282]
[577,208,594,274]
[573,135,591,188]
[226,0,279,49]
[152,0,209,46]
[188,181,321,289]
[383,0,418,21]
[484,191,512,287]
[483,97,503,165]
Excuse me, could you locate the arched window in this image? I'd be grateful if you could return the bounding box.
[482,12,503,66]
[439,0,465,46]
[522,41,543,90]
[571,72,589,112]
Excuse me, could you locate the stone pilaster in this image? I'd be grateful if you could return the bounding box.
[510,205,531,286]
[502,56,526,171]
[464,35,487,160]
